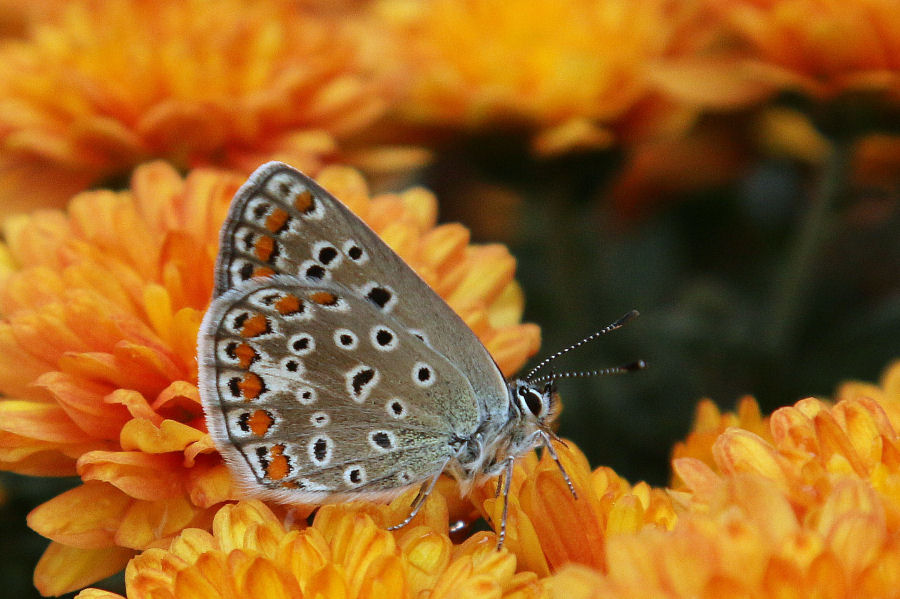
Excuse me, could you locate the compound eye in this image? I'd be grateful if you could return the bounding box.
[518,386,545,417]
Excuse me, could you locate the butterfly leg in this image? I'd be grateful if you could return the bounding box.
[387,467,444,531]
[496,456,515,550]
[541,432,577,499]
[494,470,504,498]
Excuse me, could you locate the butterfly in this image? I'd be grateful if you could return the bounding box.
[197,162,642,547]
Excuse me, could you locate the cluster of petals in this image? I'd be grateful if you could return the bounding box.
[654,0,900,109]
[707,0,900,101]
[75,500,543,599]
[0,0,415,216]
[564,360,900,597]
[376,0,708,155]
[0,161,539,595]
[71,361,900,598]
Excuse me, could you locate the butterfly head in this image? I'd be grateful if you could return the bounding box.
[510,378,561,432]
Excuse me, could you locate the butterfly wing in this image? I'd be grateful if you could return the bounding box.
[212,162,509,418]
[198,276,480,502]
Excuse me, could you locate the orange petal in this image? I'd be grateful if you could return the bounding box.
[713,428,789,489]
[34,543,134,597]
[120,418,206,453]
[35,372,129,439]
[104,389,161,424]
[520,465,604,570]
[814,411,869,477]
[239,556,302,599]
[672,457,720,502]
[0,399,94,443]
[116,495,204,550]
[730,474,798,544]
[170,552,231,599]
[770,406,819,455]
[75,589,127,599]
[185,462,233,508]
[447,245,515,310]
[398,527,453,596]
[28,481,133,548]
[544,563,607,599]
[306,563,349,599]
[484,323,541,378]
[358,554,407,599]
[77,451,185,500]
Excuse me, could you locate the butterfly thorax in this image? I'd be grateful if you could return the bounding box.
[447,379,555,494]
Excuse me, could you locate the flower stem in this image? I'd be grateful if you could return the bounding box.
[766,137,853,353]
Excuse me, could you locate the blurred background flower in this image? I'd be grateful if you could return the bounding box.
[1,0,898,597]
[378,0,708,155]
[0,0,425,218]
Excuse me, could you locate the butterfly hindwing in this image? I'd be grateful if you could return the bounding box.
[198,276,478,503]
[212,162,509,419]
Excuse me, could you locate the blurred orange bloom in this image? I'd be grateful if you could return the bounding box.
[378,0,707,155]
[0,0,65,38]
[655,0,900,109]
[75,500,543,599]
[0,0,423,218]
[0,160,539,595]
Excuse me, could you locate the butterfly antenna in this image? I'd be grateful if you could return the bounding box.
[525,310,641,381]
[528,360,646,386]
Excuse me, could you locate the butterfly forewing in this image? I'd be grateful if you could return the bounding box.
[198,276,479,502]
[212,162,509,417]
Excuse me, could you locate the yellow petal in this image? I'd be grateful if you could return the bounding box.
[34,543,133,596]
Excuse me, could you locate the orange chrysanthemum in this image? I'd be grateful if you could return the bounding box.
[0,0,424,218]
[0,160,539,595]
[74,500,543,599]
[670,394,770,484]
[378,0,707,155]
[467,441,677,578]
[0,0,66,38]
[541,361,900,597]
[655,0,900,109]
[546,474,900,598]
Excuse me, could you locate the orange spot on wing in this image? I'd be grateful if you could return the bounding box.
[252,266,276,279]
[267,444,290,480]
[248,410,273,436]
[240,314,270,337]
[265,208,289,233]
[294,190,314,213]
[310,291,337,305]
[254,236,275,262]
[275,294,302,315]
[238,372,264,400]
[234,343,258,368]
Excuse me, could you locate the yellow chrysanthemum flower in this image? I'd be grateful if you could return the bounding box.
[74,500,543,599]
[0,0,423,218]
[670,394,770,485]
[538,361,900,597]
[467,441,676,577]
[378,0,706,155]
[675,361,900,521]
[0,161,539,595]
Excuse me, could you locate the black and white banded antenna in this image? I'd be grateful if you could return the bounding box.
[524,309,645,384]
